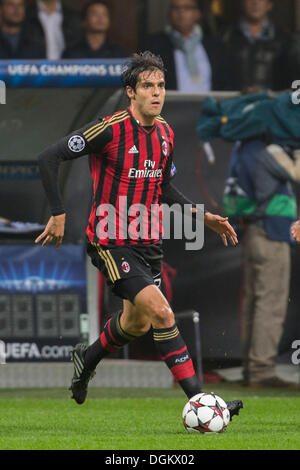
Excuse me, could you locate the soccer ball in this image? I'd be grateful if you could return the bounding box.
[182,392,230,434]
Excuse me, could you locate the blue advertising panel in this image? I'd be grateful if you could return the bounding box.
[0,59,127,88]
[0,244,87,362]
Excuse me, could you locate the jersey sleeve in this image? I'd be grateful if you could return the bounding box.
[161,151,177,186]
[160,151,195,207]
[48,118,113,161]
[37,119,113,215]
[161,180,195,208]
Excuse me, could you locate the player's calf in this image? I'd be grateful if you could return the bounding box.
[153,323,202,399]
[84,311,139,371]
[134,285,201,398]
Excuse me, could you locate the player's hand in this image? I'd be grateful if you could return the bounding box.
[204,212,238,247]
[34,214,66,249]
[291,219,300,243]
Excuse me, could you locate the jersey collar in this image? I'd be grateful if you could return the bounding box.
[127,107,158,135]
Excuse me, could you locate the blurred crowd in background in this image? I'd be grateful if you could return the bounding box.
[0,0,300,93]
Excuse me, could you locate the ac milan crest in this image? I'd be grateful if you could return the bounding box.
[162,140,168,156]
[121,261,130,273]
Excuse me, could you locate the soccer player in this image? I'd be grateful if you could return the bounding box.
[35,51,243,419]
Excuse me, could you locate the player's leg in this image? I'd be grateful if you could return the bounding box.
[69,299,150,405]
[70,243,157,404]
[133,285,244,419]
[84,300,151,371]
[119,299,152,335]
[133,284,201,399]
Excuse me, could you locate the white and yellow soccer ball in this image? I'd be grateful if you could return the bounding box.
[182,392,230,434]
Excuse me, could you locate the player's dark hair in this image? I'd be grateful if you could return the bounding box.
[82,0,110,20]
[121,51,166,91]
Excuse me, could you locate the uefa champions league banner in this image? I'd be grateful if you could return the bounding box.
[0,59,127,88]
[0,245,87,362]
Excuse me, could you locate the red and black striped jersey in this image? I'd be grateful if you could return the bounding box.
[85,108,174,246]
[39,107,176,247]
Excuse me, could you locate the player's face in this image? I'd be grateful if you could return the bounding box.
[169,0,201,37]
[242,0,273,22]
[1,0,25,26]
[85,4,110,34]
[128,69,166,122]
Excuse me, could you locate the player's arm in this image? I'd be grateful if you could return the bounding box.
[202,212,238,247]
[160,152,197,209]
[160,154,238,247]
[35,120,112,248]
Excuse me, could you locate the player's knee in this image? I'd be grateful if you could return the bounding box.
[130,320,151,336]
[150,303,175,328]
[121,314,151,336]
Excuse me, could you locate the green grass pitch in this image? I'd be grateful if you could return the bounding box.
[0,384,300,450]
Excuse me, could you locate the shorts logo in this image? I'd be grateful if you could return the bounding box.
[121,261,130,273]
[162,140,168,156]
[68,135,86,152]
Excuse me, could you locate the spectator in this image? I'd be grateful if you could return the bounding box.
[63,0,128,59]
[222,0,292,92]
[26,0,82,60]
[0,0,45,58]
[223,139,300,387]
[141,0,230,91]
